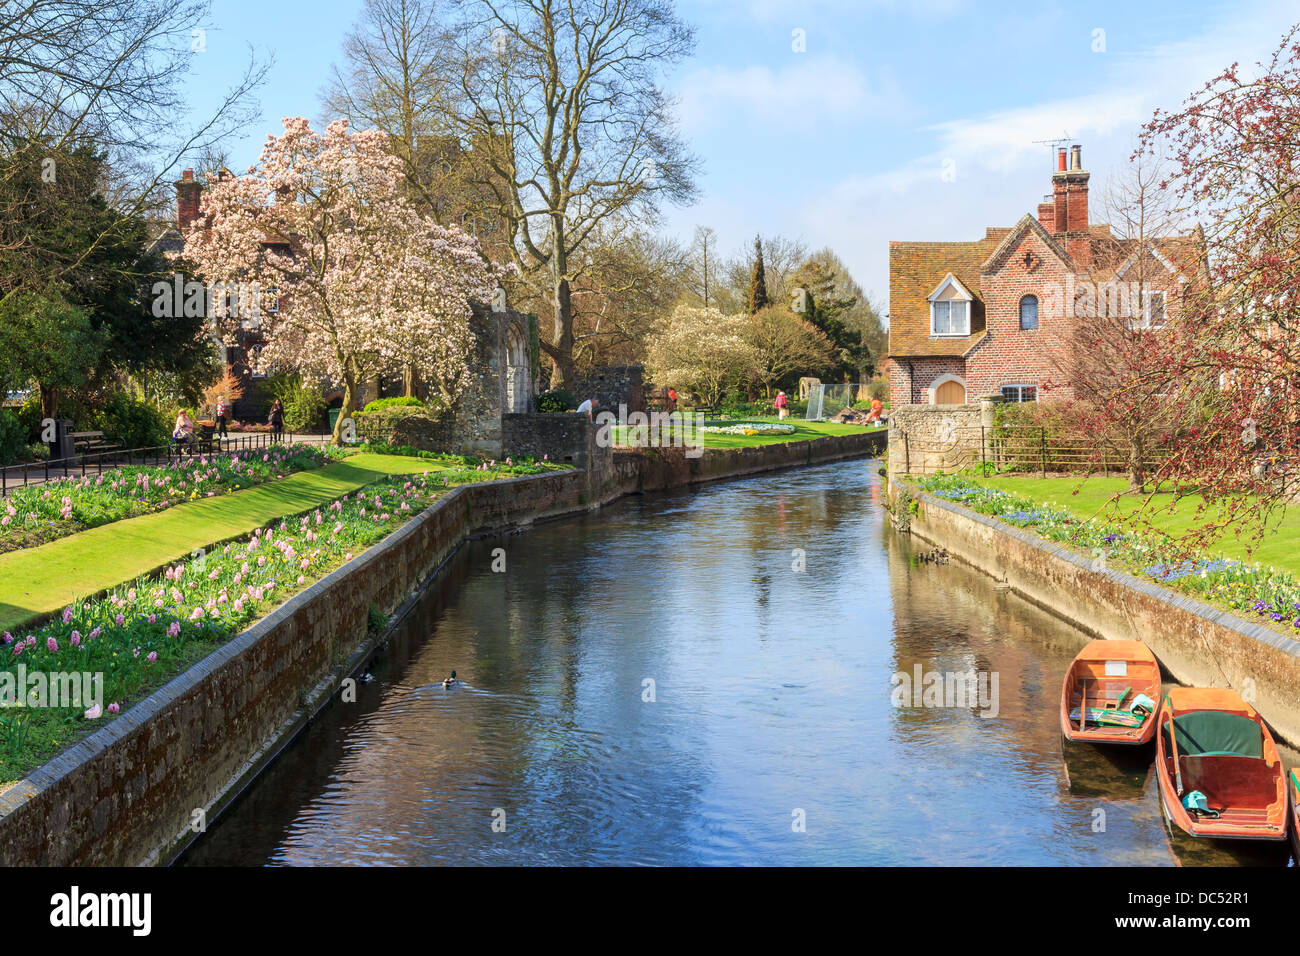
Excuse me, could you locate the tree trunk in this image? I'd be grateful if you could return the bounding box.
[332,370,358,446]
[550,274,575,392]
[38,384,59,421]
[1127,436,1145,494]
[402,363,416,398]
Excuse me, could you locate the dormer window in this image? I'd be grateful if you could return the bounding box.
[928,273,973,337]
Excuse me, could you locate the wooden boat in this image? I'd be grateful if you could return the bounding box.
[1059,640,1161,745]
[1155,687,1287,841]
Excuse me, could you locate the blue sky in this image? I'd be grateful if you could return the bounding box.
[184,0,1300,315]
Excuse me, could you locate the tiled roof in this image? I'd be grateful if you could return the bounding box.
[888,236,998,357]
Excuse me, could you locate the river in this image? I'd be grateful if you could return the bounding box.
[180,459,1294,866]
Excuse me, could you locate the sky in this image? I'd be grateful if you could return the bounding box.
[182,0,1300,321]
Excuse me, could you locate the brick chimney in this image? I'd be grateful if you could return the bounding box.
[176,169,201,234]
[1050,145,1091,269]
[1036,195,1055,231]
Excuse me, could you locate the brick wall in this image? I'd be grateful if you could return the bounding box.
[967,230,1076,402]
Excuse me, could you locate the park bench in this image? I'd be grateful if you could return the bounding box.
[171,424,216,456]
[70,431,122,456]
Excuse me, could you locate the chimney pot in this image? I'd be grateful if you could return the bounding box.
[182,169,194,181]
[1057,148,1067,172]
[1070,145,1082,171]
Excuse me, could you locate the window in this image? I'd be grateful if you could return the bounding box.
[927,273,974,337]
[1019,295,1039,330]
[1001,384,1037,403]
[1129,290,1167,330]
[931,300,969,336]
[1146,290,1165,327]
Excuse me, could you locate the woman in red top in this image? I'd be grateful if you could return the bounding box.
[774,391,788,420]
[667,387,677,413]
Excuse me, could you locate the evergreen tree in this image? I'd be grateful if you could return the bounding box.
[747,235,768,314]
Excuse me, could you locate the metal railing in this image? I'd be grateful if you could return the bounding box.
[0,430,324,496]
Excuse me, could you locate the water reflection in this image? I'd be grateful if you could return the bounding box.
[181,460,1293,867]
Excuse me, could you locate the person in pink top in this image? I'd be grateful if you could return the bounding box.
[774,391,788,420]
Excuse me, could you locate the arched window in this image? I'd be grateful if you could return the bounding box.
[1019,294,1039,330]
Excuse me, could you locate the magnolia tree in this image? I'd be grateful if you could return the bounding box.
[1138,24,1300,540]
[645,305,755,409]
[181,117,503,443]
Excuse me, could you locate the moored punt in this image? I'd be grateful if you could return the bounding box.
[1155,687,1287,841]
[1060,640,1161,745]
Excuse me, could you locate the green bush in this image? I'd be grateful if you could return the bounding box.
[285,387,327,433]
[91,394,170,448]
[362,395,426,412]
[0,409,25,465]
[536,389,575,413]
[867,381,889,401]
[24,442,48,461]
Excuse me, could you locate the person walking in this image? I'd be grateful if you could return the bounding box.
[667,387,677,414]
[269,398,285,443]
[575,397,599,419]
[774,391,788,420]
[215,395,229,440]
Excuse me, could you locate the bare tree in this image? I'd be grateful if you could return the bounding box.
[723,233,808,312]
[321,0,468,223]
[0,0,269,301]
[1050,152,1202,491]
[687,225,718,308]
[439,0,700,390]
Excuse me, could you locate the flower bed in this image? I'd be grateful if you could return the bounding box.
[0,457,556,782]
[699,422,797,437]
[0,444,329,555]
[918,474,1300,634]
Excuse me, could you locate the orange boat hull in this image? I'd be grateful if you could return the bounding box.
[1155,689,1287,842]
[1059,640,1160,746]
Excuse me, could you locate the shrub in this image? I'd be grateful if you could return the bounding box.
[0,409,25,466]
[91,394,170,449]
[867,381,889,401]
[362,396,426,412]
[285,386,327,433]
[24,442,48,462]
[536,389,575,413]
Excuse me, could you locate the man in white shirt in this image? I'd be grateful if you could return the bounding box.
[575,397,598,418]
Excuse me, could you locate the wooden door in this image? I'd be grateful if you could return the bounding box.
[934,380,965,404]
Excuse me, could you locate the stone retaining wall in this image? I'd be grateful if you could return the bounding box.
[891,478,1300,746]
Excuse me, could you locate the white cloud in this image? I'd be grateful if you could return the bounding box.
[676,56,905,131]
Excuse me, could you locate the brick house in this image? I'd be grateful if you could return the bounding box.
[885,145,1200,407]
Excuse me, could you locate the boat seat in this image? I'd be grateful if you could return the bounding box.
[1179,754,1278,809]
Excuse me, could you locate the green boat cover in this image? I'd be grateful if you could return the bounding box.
[1172,711,1263,759]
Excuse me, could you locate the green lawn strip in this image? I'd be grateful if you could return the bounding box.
[611,417,880,450]
[698,419,879,449]
[0,453,439,632]
[974,475,1300,576]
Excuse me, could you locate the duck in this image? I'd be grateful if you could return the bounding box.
[441,670,459,688]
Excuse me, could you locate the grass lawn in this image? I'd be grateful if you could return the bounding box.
[0,453,438,632]
[974,474,1300,575]
[697,417,880,449]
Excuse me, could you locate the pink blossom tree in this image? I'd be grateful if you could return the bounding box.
[1136,24,1300,542]
[182,117,504,443]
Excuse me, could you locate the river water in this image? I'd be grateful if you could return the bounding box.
[181,459,1294,866]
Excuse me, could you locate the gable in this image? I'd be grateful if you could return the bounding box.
[981,214,1075,275]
